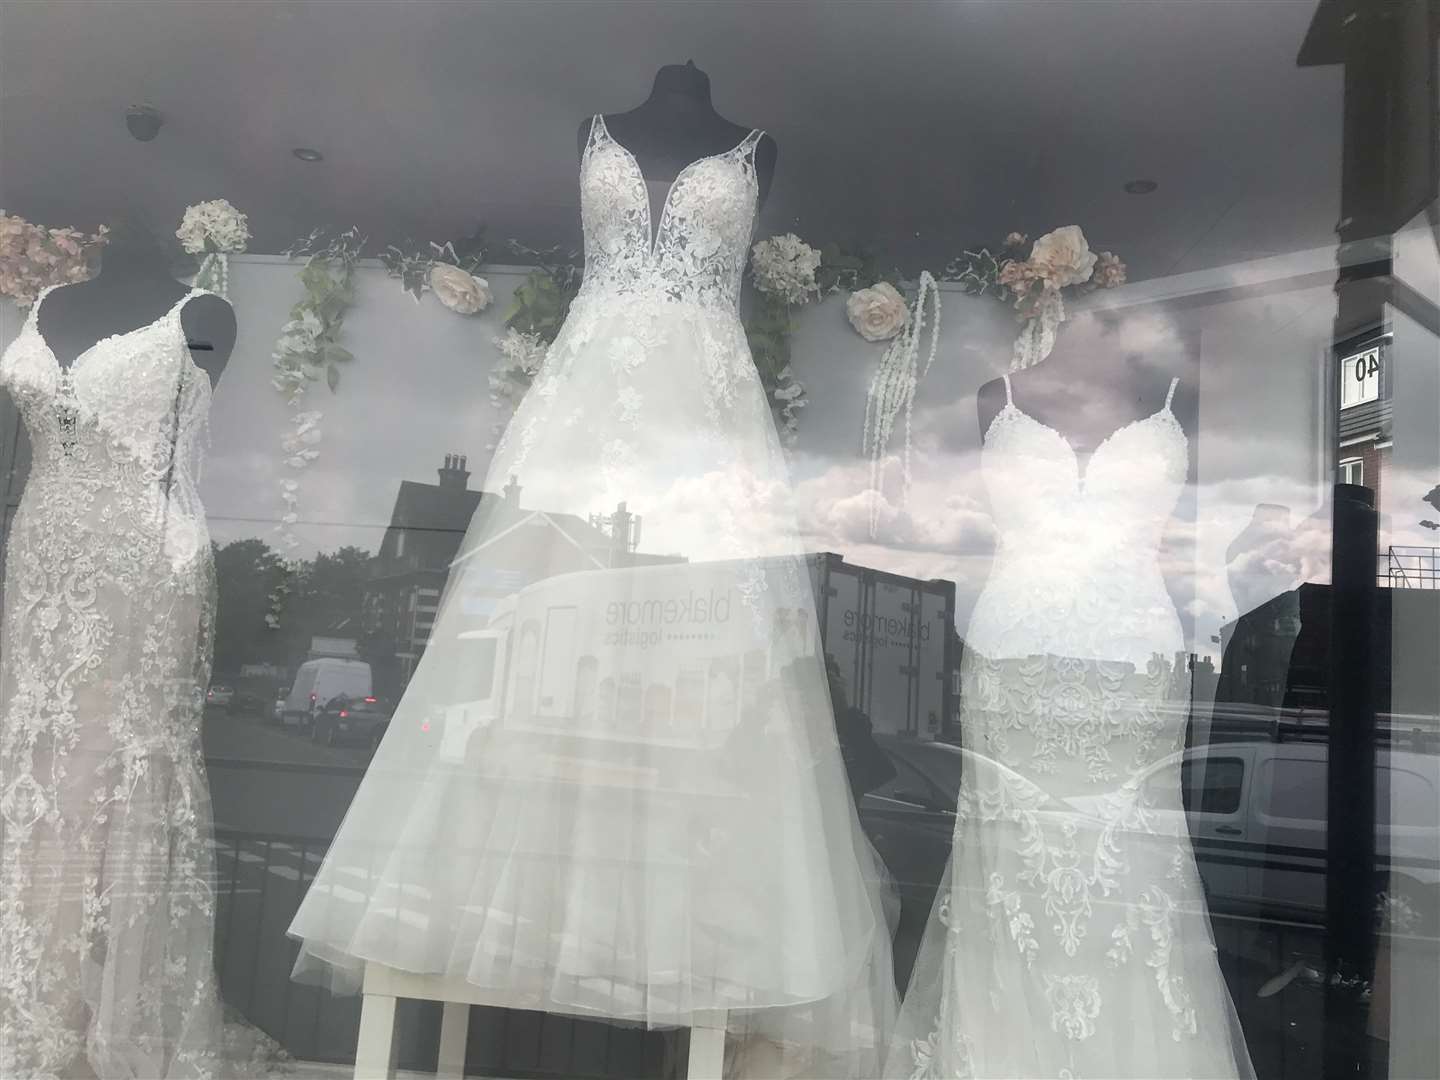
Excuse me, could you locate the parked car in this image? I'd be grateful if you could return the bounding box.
[280,659,372,729]
[204,683,235,711]
[311,694,393,748]
[1127,741,1440,933]
[857,735,1440,985]
[854,736,964,984]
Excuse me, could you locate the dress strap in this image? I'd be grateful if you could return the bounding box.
[1002,373,1014,404]
[167,287,205,320]
[737,128,765,158]
[27,283,63,330]
[1164,376,1179,410]
[591,112,608,143]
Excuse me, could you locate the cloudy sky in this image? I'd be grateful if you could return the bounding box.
[96,236,1420,670]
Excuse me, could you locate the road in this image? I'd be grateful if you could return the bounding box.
[201,707,371,838]
[200,705,665,1076]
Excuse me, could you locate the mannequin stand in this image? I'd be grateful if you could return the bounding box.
[353,962,728,1079]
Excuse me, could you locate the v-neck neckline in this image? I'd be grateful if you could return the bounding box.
[591,113,759,254]
[29,284,200,377]
[984,375,1184,491]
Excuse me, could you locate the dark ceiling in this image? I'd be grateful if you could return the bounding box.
[0,0,1341,281]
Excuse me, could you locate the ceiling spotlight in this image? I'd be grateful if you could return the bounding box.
[1124,179,1158,195]
[125,104,163,142]
[292,147,324,163]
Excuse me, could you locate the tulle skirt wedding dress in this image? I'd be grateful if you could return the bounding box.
[289,114,897,1077]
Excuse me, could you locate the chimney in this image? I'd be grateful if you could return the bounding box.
[503,474,522,506]
[437,453,470,491]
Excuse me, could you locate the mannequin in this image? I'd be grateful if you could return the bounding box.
[36,219,234,387]
[578,60,778,209]
[976,334,1198,468]
[975,328,1201,641]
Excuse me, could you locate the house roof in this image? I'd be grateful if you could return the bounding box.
[378,479,622,575]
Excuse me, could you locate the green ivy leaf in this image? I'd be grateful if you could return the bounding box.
[326,364,340,392]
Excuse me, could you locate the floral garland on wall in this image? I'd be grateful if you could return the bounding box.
[944,225,1126,370]
[263,226,364,626]
[746,232,943,528]
[0,213,108,306]
[264,225,495,625]
[491,242,582,446]
[748,234,913,443]
[249,221,1120,559]
[379,228,492,312]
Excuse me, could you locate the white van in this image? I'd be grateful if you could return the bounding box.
[430,558,816,765]
[281,658,372,728]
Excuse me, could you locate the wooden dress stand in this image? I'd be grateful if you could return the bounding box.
[354,962,728,1079]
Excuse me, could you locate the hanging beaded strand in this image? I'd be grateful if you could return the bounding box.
[862,271,941,538]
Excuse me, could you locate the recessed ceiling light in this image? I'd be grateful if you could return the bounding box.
[1124,179,1158,195]
[292,147,324,163]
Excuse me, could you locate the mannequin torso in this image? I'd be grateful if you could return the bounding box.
[38,241,235,388]
[577,61,778,210]
[976,339,1198,478]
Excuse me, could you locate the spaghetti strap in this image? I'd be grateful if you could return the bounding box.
[26,284,62,330]
[168,287,203,317]
[1002,373,1014,404]
[738,128,765,156]
[1164,376,1179,410]
[585,113,608,157]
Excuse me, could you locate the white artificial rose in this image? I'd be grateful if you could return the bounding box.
[429,264,491,314]
[845,282,910,342]
[1028,225,1097,288]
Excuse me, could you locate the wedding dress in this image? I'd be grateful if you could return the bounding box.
[888,376,1253,1079]
[0,286,276,1077]
[289,114,897,1076]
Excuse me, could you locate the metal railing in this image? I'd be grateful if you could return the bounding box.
[211,823,670,1078]
[205,771,1416,1080]
[1385,546,1440,588]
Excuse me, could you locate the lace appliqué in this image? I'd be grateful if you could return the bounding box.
[1044,973,1103,1041]
[0,287,278,1077]
[580,113,761,312]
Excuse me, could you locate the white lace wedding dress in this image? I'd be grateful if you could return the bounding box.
[288,115,897,1077]
[0,287,277,1078]
[888,376,1252,1079]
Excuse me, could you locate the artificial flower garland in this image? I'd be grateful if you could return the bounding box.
[944,225,1126,371]
[380,231,492,315]
[748,233,908,443]
[264,226,364,626]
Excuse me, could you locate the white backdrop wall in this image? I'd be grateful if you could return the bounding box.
[1,251,1339,656]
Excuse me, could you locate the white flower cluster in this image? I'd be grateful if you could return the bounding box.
[771,367,807,445]
[270,310,324,404]
[492,327,548,381]
[750,233,821,305]
[175,199,250,255]
[280,409,323,470]
[487,328,548,446]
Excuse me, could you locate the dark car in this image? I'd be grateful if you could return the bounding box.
[311,694,393,748]
[204,683,235,711]
[855,735,964,985]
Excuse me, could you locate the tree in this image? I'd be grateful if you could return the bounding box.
[212,539,290,675]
